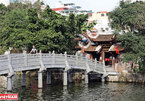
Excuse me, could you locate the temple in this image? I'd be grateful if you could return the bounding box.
[75,11,124,67]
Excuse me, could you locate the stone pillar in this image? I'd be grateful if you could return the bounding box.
[38,71,43,88]
[52,51,55,64]
[7,76,12,91]
[85,71,88,84]
[63,70,67,86]
[68,71,73,83]
[95,58,97,68]
[102,51,105,63]
[21,71,26,87]
[101,76,105,82]
[46,69,51,85]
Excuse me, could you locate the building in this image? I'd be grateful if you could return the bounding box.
[75,11,124,67]
[88,11,112,34]
[75,32,124,67]
[10,0,22,3]
[51,1,88,16]
[22,0,33,4]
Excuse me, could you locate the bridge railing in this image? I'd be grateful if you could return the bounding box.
[11,54,25,71]
[0,55,9,74]
[77,56,87,68]
[27,54,40,67]
[88,59,104,73]
[67,55,87,69]
[0,51,106,75]
[55,54,65,65]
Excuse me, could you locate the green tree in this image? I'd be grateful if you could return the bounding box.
[109,1,145,72]
[0,2,91,54]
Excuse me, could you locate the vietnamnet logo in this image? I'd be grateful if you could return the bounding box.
[0,94,18,100]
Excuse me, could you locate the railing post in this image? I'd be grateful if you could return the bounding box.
[39,50,46,71]
[7,53,14,76]
[49,51,51,55]
[85,55,90,73]
[49,51,51,63]
[75,52,78,66]
[52,51,55,64]
[38,50,45,89]
[64,51,67,60]
[7,53,14,91]
[103,60,107,74]
[64,52,69,71]
[85,55,89,84]
[23,50,28,67]
[63,52,69,86]
[95,58,97,69]
[102,60,106,82]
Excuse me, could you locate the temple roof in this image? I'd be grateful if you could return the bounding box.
[84,33,114,42]
[84,46,96,52]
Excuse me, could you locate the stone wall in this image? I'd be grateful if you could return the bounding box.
[107,72,145,83]
[107,61,145,83]
[114,62,131,72]
[0,76,7,89]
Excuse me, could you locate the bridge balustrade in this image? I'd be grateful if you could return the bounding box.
[0,51,107,75]
[0,55,9,75]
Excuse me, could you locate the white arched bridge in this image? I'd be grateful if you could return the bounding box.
[0,51,116,91]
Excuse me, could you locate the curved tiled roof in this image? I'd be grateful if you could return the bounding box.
[84,33,113,42]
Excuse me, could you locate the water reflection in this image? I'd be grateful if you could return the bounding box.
[0,75,145,101]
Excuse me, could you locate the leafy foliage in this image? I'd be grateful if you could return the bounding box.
[109,1,145,72]
[109,1,145,34]
[0,2,91,54]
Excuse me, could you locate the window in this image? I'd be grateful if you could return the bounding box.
[101,13,104,16]
[106,28,109,31]
[65,11,69,13]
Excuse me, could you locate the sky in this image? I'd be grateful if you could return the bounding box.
[39,0,145,12]
[40,0,121,12]
[1,0,144,12]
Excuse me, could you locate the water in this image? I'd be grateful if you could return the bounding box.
[0,75,145,101]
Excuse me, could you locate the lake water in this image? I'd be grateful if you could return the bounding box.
[0,74,145,101]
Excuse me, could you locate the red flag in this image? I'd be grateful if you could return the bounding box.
[89,55,92,59]
[116,45,119,54]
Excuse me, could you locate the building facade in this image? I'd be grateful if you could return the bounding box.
[88,11,112,34]
[51,1,88,16]
[10,0,22,3]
